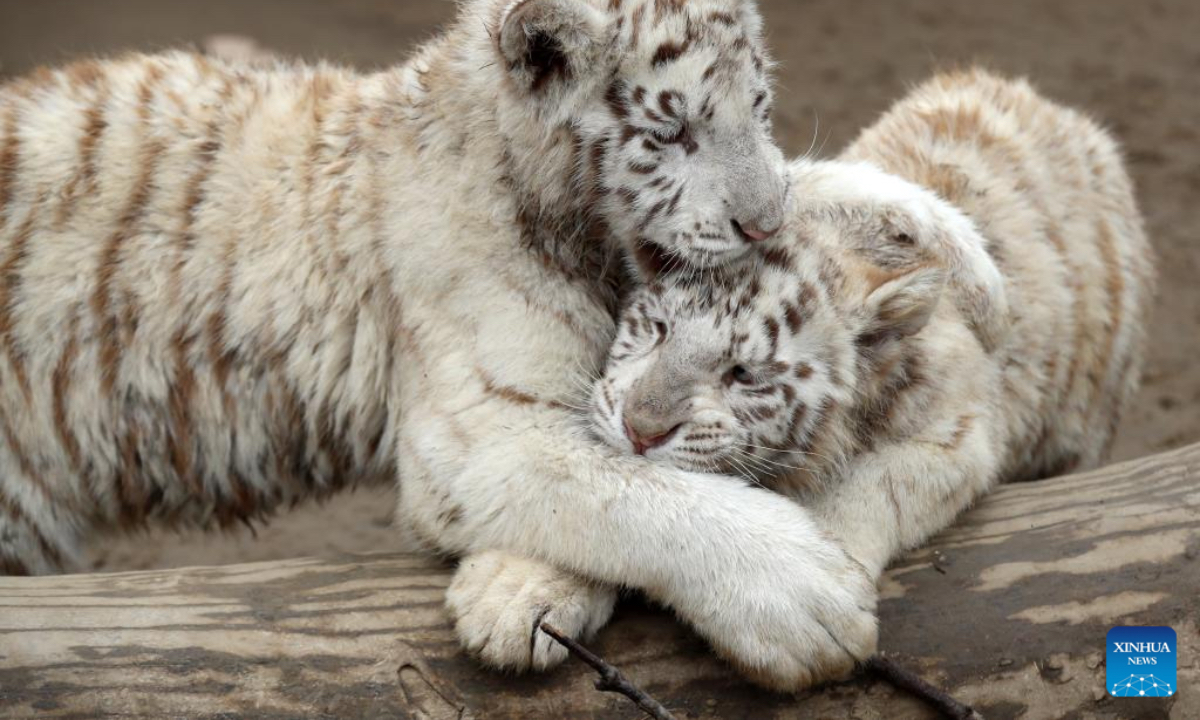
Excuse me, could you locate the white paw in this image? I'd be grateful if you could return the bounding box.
[446,550,617,672]
[690,543,879,691]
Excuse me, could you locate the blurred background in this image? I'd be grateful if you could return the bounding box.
[2,0,1197,571]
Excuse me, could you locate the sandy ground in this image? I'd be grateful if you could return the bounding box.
[1,0,1197,571]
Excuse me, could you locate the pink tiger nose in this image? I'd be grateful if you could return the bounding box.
[624,418,681,455]
[731,218,780,243]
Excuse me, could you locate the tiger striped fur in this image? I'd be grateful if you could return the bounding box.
[578,69,1153,688]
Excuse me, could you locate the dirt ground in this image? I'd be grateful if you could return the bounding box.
[1,0,1197,571]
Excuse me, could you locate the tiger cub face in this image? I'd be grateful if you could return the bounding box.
[590,258,858,478]
[590,160,997,478]
[494,0,788,273]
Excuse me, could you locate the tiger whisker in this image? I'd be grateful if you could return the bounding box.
[741,442,836,466]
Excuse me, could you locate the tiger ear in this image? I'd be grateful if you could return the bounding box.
[497,0,607,94]
[862,265,945,343]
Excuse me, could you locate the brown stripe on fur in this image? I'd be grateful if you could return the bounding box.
[217,465,260,529]
[0,95,22,229]
[763,316,780,355]
[271,382,309,486]
[49,311,108,512]
[92,132,165,395]
[0,555,30,576]
[54,74,111,228]
[189,80,266,425]
[175,80,232,260]
[50,313,83,469]
[167,327,201,495]
[301,72,339,274]
[852,351,924,448]
[316,404,357,490]
[0,191,51,403]
[922,161,972,206]
[0,511,63,573]
[1095,218,1125,398]
[760,245,793,270]
[744,404,780,421]
[652,40,691,66]
[708,10,737,26]
[115,415,149,527]
[0,478,64,573]
[657,90,681,119]
[498,268,591,340]
[884,472,904,523]
[0,469,27,528]
[207,241,239,422]
[861,262,921,296]
[1056,229,1091,410]
[653,0,685,22]
[22,66,56,88]
[322,87,366,274]
[784,402,808,445]
[939,414,976,451]
[783,303,803,334]
[477,365,539,405]
[915,104,1001,148]
[0,401,61,518]
[162,81,231,497]
[92,64,166,397]
[665,183,685,216]
[630,4,645,48]
[64,59,105,90]
[1099,351,1136,455]
[605,80,629,120]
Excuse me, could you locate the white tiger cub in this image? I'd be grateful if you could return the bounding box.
[582,70,1153,688]
[0,0,895,690]
[454,69,1149,689]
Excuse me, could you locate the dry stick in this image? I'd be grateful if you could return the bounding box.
[539,622,678,720]
[865,655,985,720]
[541,622,980,720]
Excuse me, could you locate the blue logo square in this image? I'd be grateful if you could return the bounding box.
[1107,626,1176,697]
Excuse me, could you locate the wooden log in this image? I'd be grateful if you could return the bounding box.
[1,443,1197,719]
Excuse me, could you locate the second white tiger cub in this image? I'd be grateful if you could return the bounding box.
[580,69,1152,687]
[451,70,1152,690]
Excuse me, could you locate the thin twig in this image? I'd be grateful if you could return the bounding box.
[539,622,678,720]
[865,655,984,720]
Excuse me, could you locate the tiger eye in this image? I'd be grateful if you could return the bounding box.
[726,365,754,385]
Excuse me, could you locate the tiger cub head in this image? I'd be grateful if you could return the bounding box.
[487,0,788,273]
[589,159,1004,481]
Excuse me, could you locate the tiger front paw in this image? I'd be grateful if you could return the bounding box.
[446,550,617,672]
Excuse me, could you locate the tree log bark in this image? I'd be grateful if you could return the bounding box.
[1,444,1197,719]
